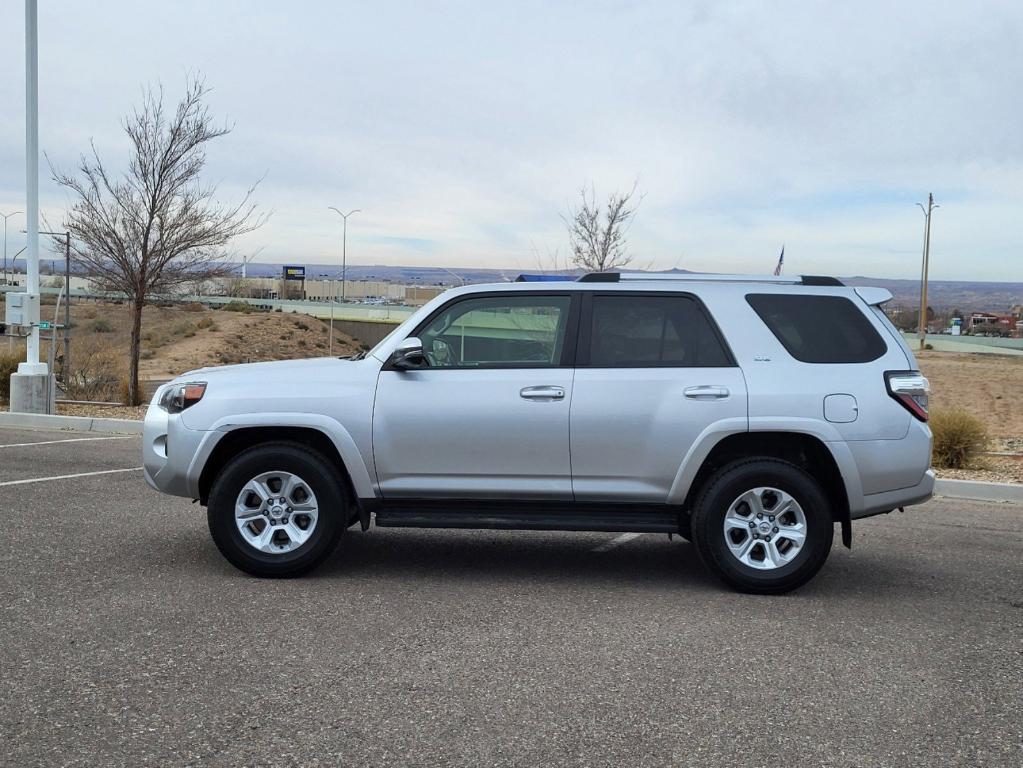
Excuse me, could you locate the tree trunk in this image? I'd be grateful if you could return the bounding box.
[128,300,143,406]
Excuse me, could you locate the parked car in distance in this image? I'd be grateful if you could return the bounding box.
[143,272,933,593]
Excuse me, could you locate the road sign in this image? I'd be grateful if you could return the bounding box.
[37,321,51,330]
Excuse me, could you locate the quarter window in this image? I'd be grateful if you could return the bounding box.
[416,295,571,368]
[746,294,887,363]
[587,295,732,367]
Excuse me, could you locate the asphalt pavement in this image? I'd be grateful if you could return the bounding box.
[1,426,1020,767]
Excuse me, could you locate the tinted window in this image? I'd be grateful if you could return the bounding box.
[417,295,571,367]
[746,294,887,363]
[587,294,732,367]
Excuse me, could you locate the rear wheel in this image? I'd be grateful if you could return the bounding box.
[207,442,346,577]
[691,459,834,594]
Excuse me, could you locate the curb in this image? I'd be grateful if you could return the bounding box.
[934,478,1023,504]
[0,412,143,434]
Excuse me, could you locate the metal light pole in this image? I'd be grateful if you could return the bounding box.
[327,207,360,356]
[1,211,23,285]
[916,194,938,351]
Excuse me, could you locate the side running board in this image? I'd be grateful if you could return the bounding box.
[373,501,680,533]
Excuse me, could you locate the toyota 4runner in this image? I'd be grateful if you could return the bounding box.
[143,272,934,593]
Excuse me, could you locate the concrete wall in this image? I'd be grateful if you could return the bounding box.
[331,318,401,348]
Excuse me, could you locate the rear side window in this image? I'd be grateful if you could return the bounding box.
[746,294,887,363]
[587,294,733,367]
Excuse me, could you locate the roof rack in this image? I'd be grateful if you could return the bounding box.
[577,272,844,287]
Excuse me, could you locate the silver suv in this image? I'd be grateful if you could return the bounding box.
[143,273,933,593]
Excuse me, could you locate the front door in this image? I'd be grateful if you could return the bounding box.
[373,292,578,499]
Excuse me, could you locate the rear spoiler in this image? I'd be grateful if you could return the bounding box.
[855,287,893,306]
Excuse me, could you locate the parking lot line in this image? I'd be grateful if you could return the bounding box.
[0,436,138,449]
[591,532,642,552]
[0,467,143,487]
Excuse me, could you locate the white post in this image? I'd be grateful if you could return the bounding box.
[21,0,45,375]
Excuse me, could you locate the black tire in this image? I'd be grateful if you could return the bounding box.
[690,458,834,594]
[207,442,346,577]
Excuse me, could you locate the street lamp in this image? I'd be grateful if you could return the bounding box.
[916,194,939,351]
[327,207,360,356]
[1,210,23,286]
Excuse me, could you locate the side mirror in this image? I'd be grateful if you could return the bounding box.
[390,337,426,370]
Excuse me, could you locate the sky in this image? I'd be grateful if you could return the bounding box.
[0,0,1021,281]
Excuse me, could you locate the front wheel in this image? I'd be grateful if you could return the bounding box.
[690,459,834,594]
[207,442,346,577]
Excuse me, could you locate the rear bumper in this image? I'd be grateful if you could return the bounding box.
[852,468,935,520]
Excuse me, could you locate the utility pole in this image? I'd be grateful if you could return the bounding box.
[40,230,71,380]
[327,207,360,356]
[1,211,23,285]
[916,193,938,351]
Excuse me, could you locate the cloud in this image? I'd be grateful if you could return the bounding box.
[0,0,1020,280]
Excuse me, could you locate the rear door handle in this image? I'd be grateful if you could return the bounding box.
[684,385,730,400]
[520,385,566,401]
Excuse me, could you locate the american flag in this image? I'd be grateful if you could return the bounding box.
[773,245,785,276]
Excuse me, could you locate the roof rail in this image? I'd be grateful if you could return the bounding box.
[577,272,844,287]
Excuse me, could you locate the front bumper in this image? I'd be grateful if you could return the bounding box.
[142,401,210,499]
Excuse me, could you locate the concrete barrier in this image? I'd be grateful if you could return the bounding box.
[0,412,143,434]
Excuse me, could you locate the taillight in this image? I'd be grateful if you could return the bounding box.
[885,371,929,421]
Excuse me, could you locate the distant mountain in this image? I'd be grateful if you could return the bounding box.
[28,258,1021,311]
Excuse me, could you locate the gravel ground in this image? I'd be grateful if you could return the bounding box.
[1,427,1021,767]
[56,402,148,419]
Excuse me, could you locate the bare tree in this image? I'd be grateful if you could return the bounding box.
[51,77,265,404]
[564,183,640,272]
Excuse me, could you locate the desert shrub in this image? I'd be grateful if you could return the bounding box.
[222,301,253,313]
[196,317,215,330]
[172,321,197,338]
[140,349,154,360]
[182,302,204,312]
[0,349,26,402]
[930,408,988,469]
[924,343,933,350]
[90,318,113,333]
[295,320,309,331]
[63,336,125,401]
[81,307,97,319]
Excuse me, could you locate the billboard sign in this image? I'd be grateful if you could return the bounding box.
[282,265,306,281]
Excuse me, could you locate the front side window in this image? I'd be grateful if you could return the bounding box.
[416,295,571,368]
[587,294,733,367]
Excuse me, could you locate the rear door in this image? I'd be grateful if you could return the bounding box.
[570,291,747,502]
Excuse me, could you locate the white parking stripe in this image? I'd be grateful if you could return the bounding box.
[0,435,137,449]
[0,467,143,487]
[591,532,642,552]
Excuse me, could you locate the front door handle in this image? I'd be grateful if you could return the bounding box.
[520,385,566,401]
[684,385,730,400]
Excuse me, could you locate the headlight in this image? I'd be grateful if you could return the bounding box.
[158,381,207,413]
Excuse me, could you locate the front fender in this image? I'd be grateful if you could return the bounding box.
[186,412,375,499]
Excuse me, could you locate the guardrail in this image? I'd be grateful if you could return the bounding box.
[1,284,417,324]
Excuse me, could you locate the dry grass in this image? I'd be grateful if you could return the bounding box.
[929,408,989,469]
[917,350,1023,443]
